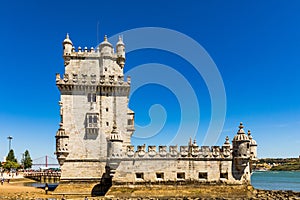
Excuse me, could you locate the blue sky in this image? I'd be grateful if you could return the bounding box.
[0,0,299,163]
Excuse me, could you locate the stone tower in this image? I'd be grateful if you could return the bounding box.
[55,34,135,183]
[232,122,252,183]
[54,34,258,196]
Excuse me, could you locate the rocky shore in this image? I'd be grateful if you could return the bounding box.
[0,182,299,200]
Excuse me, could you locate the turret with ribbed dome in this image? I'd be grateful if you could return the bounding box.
[232,122,250,157]
[99,35,113,56]
[233,122,249,141]
[232,122,251,181]
[248,130,257,160]
[108,122,123,158]
[116,35,125,68]
[62,33,73,65]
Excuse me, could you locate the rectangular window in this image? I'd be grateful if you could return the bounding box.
[86,113,98,129]
[220,172,228,179]
[177,172,185,180]
[198,172,208,179]
[136,173,144,179]
[88,93,96,102]
[128,119,133,125]
[156,172,164,180]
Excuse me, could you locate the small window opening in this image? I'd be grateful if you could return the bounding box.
[88,93,96,102]
[156,172,164,179]
[198,172,207,179]
[136,173,144,179]
[177,172,185,179]
[128,119,133,125]
[220,172,228,179]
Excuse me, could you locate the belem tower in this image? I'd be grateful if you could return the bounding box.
[55,33,258,194]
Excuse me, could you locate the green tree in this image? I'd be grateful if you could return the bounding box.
[21,150,33,169]
[6,149,17,162]
[4,149,19,170]
[3,160,20,170]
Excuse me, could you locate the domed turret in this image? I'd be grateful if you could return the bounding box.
[248,130,258,160]
[107,122,123,158]
[232,122,251,172]
[62,33,73,56]
[116,36,125,68]
[233,122,249,142]
[99,35,113,56]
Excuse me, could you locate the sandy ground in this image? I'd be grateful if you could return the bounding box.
[0,181,94,200]
[0,181,64,199]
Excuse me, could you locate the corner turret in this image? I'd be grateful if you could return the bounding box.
[116,36,125,68]
[62,33,73,66]
[232,122,250,172]
[108,122,123,158]
[247,130,257,160]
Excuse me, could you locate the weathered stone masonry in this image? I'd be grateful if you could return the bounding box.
[55,34,257,193]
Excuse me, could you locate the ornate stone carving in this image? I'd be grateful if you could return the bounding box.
[180,146,188,157]
[169,145,178,157]
[148,145,157,157]
[212,146,220,158]
[126,145,134,157]
[137,145,146,157]
[63,74,69,83]
[91,74,96,84]
[159,146,167,157]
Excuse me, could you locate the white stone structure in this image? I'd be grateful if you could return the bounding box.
[55,34,257,192]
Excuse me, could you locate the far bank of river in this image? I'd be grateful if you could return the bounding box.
[251,170,300,192]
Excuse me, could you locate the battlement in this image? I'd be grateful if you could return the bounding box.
[63,46,118,58]
[56,73,131,86]
[62,34,126,68]
[124,144,232,159]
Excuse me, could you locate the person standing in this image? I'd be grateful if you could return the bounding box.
[45,183,49,194]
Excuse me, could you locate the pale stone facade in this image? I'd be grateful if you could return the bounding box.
[55,34,257,192]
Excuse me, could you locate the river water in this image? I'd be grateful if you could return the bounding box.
[251,171,300,192]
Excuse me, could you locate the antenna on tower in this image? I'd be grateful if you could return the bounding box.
[97,20,100,46]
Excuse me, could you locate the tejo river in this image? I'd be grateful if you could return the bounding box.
[251,171,300,192]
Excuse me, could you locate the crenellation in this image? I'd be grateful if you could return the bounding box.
[212,146,221,158]
[201,146,211,158]
[180,146,189,157]
[56,73,130,87]
[191,145,199,157]
[158,145,167,157]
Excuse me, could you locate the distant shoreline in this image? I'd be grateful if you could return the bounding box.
[256,158,300,171]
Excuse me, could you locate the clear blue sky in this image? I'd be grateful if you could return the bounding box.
[0,0,299,163]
